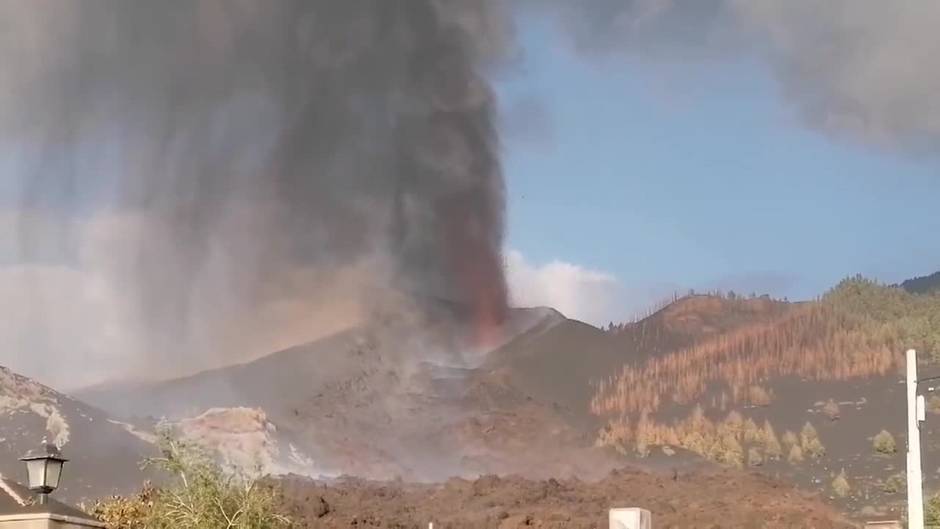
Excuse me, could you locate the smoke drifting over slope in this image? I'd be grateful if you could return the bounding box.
[0,1,511,385]
[1,0,937,387]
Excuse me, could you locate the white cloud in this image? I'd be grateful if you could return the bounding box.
[505,249,623,326]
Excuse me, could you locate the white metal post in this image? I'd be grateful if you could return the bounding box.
[908,348,925,529]
[609,508,651,529]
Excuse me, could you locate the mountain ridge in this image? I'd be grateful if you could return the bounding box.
[899,269,940,294]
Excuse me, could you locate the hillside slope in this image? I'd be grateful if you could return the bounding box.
[0,366,155,502]
[76,306,618,481]
[900,270,940,294]
[274,467,856,529]
[483,296,795,422]
[74,278,939,520]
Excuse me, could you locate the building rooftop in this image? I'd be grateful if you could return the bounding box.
[0,475,102,526]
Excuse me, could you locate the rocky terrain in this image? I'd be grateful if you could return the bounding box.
[76,306,617,482]
[0,366,155,502]
[3,272,935,526]
[273,466,856,528]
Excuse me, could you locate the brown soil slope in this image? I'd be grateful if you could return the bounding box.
[274,467,856,529]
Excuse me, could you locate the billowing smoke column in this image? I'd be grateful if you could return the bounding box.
[0,0,511,383]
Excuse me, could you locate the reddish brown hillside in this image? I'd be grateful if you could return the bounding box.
[592,303,899,417]
[484,295,798,421]
[612,295,795,356]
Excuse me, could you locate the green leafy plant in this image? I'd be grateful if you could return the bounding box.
[824,276,940,361]
[91,429,291,529]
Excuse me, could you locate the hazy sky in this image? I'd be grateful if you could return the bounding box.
[2,2,940,388]
[497,13,940,325]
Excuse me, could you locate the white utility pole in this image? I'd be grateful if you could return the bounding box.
[908,348,925,529]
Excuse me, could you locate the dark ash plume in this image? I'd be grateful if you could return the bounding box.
[532,0,940,154]
[0,0,511,384]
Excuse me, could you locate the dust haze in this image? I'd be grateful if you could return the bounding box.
[0,0,511,388]
[1,0,937,388]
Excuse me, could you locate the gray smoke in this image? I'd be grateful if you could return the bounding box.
[2,0,937,387]
[0,0,512,386]
[535,0,940,153]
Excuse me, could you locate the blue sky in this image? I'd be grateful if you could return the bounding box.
[494,14,940,321]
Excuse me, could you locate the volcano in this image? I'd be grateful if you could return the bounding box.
[72,276,940,522]
[76,306,617,481]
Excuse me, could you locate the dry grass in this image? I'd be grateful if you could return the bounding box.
[788,444,804,464]
[882,473,904,494]
[831,470,850,498]
[928,395,940,415]
[822,399,840,421]
[591,304,899,417]
[748,385,774,407]
[597,407,824,470]
[782,430,799,450]
[801,422,825,459]
[762,421,783,460]
[748,447,764,467]
[873,430,897,454]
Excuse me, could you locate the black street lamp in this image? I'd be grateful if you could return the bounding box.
[19,444,68,503]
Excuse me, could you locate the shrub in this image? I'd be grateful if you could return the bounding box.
[681,431,709,455]
[787,444,804,464]
[822,399,840,421]
[873,430,897,454]
[90,485,156,529]
[928,395,940,415]
[747,447,764,467]
[748,385,773,407]
[723,411,744,438]
[831,469,850,498]
[927,493,940,526]
[800,422,819,448]
[762,421,783,460]
[804,437,826,459]
[635,413,652,457]
[801,422,825,458]
[883,473,905,494]
[742,418,763,444]
[782,430,799,450]
[712,434,744,468]
[91,430,291,529]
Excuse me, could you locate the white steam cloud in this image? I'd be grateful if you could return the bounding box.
[505,250,623,326]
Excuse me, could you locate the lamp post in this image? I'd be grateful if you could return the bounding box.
[19,443,68,504]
